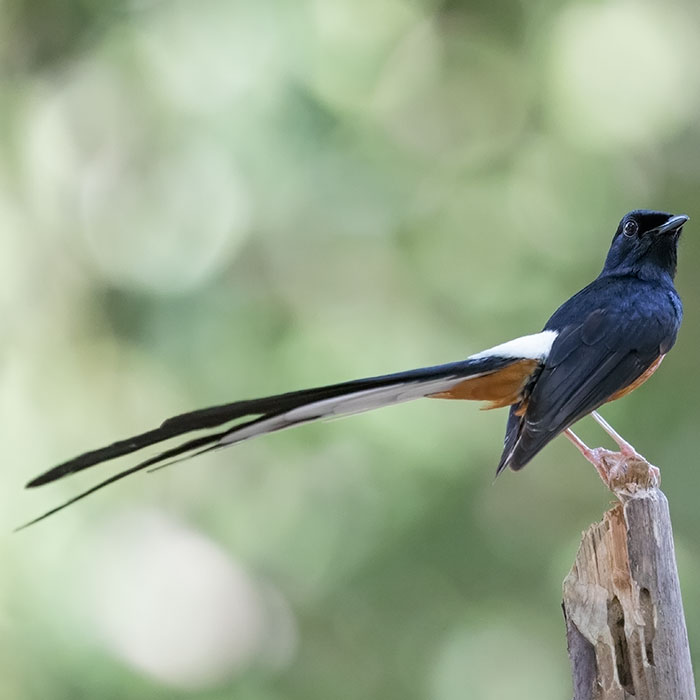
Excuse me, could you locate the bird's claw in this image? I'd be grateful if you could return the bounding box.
[595,448,660,497]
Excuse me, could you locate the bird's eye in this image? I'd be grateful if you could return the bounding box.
[623,220,639,237]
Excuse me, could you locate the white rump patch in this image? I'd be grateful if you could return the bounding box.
[469,330,558,361]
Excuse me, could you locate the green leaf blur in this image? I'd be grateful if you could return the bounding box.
[2,0,700,698]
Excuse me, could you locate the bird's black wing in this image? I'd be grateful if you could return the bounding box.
[503,303,677,471]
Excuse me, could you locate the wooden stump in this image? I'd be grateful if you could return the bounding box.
[562,451,696,700]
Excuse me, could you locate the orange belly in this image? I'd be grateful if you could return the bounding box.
[607,354,665,402]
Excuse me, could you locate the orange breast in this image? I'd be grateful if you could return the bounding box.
[428,359,539,410]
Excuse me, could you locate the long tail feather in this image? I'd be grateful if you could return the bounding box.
[16,431,230,530]
[28,355,520,489]
[21,331,557,527]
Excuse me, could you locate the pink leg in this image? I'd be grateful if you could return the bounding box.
[564,428,610,485]
[566,416,661,487]
[590,411,641,459]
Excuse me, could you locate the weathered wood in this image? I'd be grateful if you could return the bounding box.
[563,450,696,700]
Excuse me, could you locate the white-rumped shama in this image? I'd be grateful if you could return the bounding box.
[20,209,689,528]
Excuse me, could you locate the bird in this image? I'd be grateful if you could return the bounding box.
[19,209,688,529]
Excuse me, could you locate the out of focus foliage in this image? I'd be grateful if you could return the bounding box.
[3,0,700,698]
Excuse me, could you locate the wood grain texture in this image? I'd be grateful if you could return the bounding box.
[563,453,696,699]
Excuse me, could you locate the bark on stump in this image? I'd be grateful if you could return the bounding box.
[563,451,696,700]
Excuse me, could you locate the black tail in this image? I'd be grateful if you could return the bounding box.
[19,354,521,529]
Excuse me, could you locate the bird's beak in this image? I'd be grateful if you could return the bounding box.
[657,214,689,235]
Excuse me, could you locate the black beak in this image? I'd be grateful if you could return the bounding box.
[657,214,689,235]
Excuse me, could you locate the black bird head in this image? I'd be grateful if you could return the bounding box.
[602,210,689,281]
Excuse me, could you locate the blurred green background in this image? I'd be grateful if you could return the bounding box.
[2,0,700,697]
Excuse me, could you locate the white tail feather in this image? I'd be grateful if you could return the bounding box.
[219,375,482,445]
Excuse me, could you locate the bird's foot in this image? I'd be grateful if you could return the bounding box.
[648,464,661,484]
[602,451,660,499]
[564,428,659,497]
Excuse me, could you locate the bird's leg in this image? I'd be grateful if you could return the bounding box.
[590,410,641,459]
[590,410,661,484]
[563,428,610,485]
[566,414,660,488]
